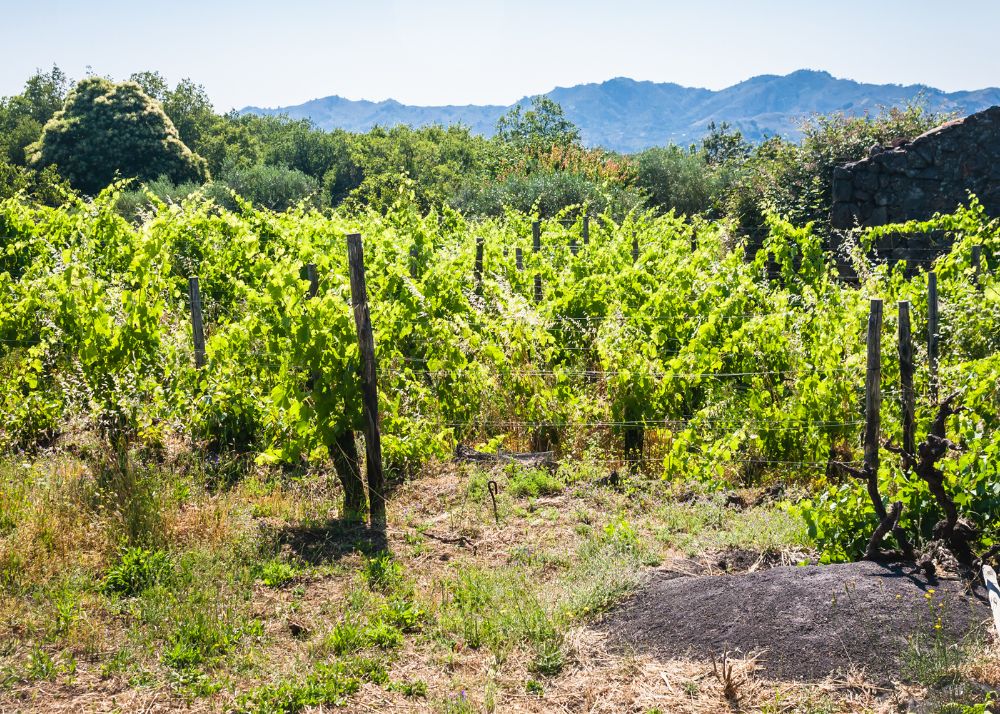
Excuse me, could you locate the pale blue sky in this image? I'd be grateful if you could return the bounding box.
[2,0,998,111]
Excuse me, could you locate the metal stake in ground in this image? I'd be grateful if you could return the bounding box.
[346,233,387,528]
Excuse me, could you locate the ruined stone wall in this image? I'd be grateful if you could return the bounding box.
[831,106,1000,238]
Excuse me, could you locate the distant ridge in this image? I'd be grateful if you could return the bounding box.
[240,70,1000,153]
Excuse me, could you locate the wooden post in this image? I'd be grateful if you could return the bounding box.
[474,236,484,294]
[304,263,320,391]
[515,247,523,271]
[897,301,915,457]
[305,263,319,298]
[533,274,542,303]
[532,221,541,253]
[582,215,590,245]
[409,245,419,280]
[346,233,387,528]
[188,276,206,369]
[864,298,886,521]
[569,236,578,256]
[972,244,982,286]
[632,238,640,264]
[927,271,939,401]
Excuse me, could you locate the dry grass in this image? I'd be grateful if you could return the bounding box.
[1,453,996,713]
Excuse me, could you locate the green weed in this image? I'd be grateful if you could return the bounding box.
[259,559,299,588]
[363,552,403,592]
[101,546,171,597]
[235,657,387,714]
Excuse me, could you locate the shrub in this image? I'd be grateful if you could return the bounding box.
[452,170,644,219]
[634,145,719,216]
[218,163,320,211]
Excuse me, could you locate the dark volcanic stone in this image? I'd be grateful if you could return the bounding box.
[831,105,1000,249]
[599,560,990,683]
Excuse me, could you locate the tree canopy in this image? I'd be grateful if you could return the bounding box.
[28,77,208,194]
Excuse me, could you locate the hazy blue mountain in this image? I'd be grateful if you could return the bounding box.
[241,70,1000,153]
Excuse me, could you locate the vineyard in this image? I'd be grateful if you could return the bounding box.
[1,187,1000,711]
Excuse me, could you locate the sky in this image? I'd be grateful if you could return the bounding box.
[2,0,999,111]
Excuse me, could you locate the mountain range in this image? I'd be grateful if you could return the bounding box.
[241,70,1000,153]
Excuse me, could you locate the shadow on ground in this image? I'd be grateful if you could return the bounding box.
[271,519,389,564]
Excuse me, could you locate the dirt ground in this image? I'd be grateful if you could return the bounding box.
[601,560,993,683]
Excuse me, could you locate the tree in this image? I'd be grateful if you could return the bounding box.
[28,77,208,194]
[702,121,751,167]
[495,97,581,155]
[128,72,220,154]
[0,65,71,164]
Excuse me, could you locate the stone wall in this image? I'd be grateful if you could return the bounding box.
[831,106,1000,231]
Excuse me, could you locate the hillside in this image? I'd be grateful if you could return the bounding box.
[241,69,1000,151]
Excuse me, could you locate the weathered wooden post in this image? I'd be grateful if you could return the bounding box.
[533,274,542,304]
[188,276,206,369]
[582,215,590,245]
[864,298,885,522]
[569,235,578,256]
[897,301,915,457]
[632,238,640,264]
[515,247,523,271]
[927,271,939,401]
[305,263,319,298]
[972,245,983,286]
[532,221,541,254]
[409,245,419,280]
[346,233,387,528]
[474,236,484,295]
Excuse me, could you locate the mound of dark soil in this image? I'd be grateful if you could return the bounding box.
[600,560,992,682]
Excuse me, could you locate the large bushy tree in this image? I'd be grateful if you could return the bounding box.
[28,77,208,194]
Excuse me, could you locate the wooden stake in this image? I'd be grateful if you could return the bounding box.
[927,271,939,401]
[533,274,542,303]
[582,215,590,245]
[532,221,541,253]
[972,244,982,286]
[897,301,915,457]
[864,298,886,522]
[346,233,386,528]
[570,236,578,256]
[632,238,639,264]
[305,263,319,299]
[188,276,206,369]
[515,247,523,271]
[474,236,484,294]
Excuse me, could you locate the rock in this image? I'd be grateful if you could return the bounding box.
[830,105,1000,274]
